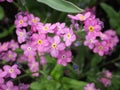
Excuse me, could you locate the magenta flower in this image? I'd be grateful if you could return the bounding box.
[54,22,66,35]
[99,70,112,87]
[31,33,49,53]
[28,14,40,25]
[7,0,13,2]
[0,42,9,52]
[68,12,91,21]
[16,28,27,43]
[9,40,19,50]
[1,81,18,90]
[3,65,21,78]
[6,50,17,61]
[57,50,72,66]
[15,15,28,28]
[21,43,36,56]
[84,34,98,49]
[84,17,102,34]
[40,56,47,66]
[48,36,65,58]
[84,83,97,90]
[93,41,109,56]
[0,69,7,78]
[105,70,112,78]
[38,23,54,34]
[28,61,39,73]
[99,77,111,87]
[63,28,76,46]
[18,83,29,90]
[0,77,4,84]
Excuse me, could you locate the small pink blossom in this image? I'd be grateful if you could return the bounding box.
[1,81,18,90]
[63,28,76,46]
[16,28,27,43]
[48,36,65,58]
[57,50,72,66]
[3,65,21,78]
[31,33,49,53]
[84,83,98,90]
[15,15,28,28]
[93,41,109,56]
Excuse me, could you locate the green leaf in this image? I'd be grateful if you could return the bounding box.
[100,3,120,35]
[0,5,4,20]
[37,0,84,13]
[91,54,102,67]
[30,82,41,90]
[61,77,86,90]
[51,64,64,80]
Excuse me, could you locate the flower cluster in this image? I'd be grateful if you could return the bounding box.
[14,11,76,70]
[0,40,18,62]
[0,64,29,90]
[99,70,112,87]
[68,12,119,56]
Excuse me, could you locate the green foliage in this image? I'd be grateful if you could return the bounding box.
[0,5,4,20]
[101,3,120,35]
[37,0,84,13]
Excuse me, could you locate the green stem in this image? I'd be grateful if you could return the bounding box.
[100,56,120,67]
[13,1,20,9]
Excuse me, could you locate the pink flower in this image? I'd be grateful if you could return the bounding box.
[28,61,39,73]
[84,34,98,49]
[84,83,98,90]
[93,41,109,56]
[9,40,19,50]
[48,36,65,58]
[0,77,4,84]
[68,12,91,21]
[0,42,9,52]
[84,17,102,34]
[7,0,13,2]
[21,43,36,56]
[18,83,29,90]
[63,28,76,46]
[16,28,27,43]
[99,70,112,87]
[5,50,17,61]
[54,22,66,35]
[3,65,21,78]
[31,33,49,53]
[1,81,18,90]
[38,23,54,34]
[40,56,47,66]
[99,77,111,87]
[15,15,28,28]
[57,50,72,66]
[28,14,40,25]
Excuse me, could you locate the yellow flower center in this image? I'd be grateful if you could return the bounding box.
[32,19,37,23]
[19,20,23,24]
[9,69,14,73]
[88,26,94,32]
[89,39,93,43]
[19,32,23,37]
[37,39,42,44]
[98,45,103,50]
[52,43,57,48]
[66,33,71,39]
[79,15,85,20]
[43,26,48,31]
